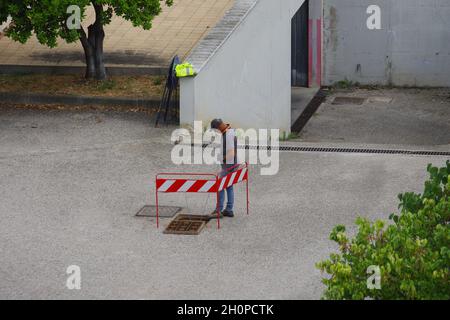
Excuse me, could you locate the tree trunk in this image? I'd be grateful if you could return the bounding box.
[80,28,95,79]
[79,4,107,80]
[93,24,106,80]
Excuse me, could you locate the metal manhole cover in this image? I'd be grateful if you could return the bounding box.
[332,97,366,105]
[164,220,207,235]
[135,205,183,218]
[163,214,212,235]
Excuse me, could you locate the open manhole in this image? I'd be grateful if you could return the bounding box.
[174,214,212,222]
[135,205,183,218]
[332,97,366,105]
[163,214,212,235]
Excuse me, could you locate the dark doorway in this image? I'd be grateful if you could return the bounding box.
[291,0,309,87]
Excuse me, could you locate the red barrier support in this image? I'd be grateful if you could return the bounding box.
[155,163,249,229]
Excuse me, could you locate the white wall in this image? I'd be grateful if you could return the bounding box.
[323,0,450,87]
[180,0,307,133]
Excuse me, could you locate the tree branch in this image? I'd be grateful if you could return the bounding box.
[79,26,89,48]
[93,2,104,27]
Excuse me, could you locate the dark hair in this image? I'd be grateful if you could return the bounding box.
[210,118,223,130]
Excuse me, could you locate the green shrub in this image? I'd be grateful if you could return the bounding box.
[316,161,450,300]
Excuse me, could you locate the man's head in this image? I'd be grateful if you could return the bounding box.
[210,119,230,133]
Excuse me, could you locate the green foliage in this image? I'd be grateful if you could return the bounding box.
[0,0,173,47]
[152,75,164,86]
[332,78,360,89]
[279,131,299,141]
[316,161,450,300]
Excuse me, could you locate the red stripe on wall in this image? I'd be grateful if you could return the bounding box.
[316,19,322,87]
[308,19,313,88]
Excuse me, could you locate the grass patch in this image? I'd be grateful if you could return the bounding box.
[0,74,166,98]
[152,76,165,86]
[96,79,116,91]
[332,78,360,89]
[280,131,299,141]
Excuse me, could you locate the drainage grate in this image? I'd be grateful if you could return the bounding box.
[332,97,366,105]
[246,145,450,156]
[189,143,450,157]
[163,214,210,235]
[135,205,183,218]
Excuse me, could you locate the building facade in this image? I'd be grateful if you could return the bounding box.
[180,0,450,132]
[323,0,450,87]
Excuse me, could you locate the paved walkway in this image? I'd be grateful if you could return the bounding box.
[296,88,450,147]
[0,0,234,68]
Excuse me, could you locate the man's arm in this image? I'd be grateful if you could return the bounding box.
[225,130,236,164]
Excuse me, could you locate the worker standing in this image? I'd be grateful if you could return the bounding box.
[210,119,239,218]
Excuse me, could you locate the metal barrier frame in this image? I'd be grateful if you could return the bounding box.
[155,163,249,229]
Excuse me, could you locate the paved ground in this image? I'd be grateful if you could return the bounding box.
[0,0,234,68]
[1,106,448,299]
[296,88,450,146]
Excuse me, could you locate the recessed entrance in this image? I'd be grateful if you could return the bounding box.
[291,0,309,87]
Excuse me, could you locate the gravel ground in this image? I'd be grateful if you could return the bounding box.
[0,107,448,299]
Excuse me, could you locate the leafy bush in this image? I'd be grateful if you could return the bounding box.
[316,161,450,300]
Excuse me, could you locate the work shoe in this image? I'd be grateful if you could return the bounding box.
[210,211,224,219]
[221,210,234,218]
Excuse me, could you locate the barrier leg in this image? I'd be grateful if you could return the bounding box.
[216,191,220,229]
[156,189,159,229]
[246,164,249,215]
[246,178,249,215]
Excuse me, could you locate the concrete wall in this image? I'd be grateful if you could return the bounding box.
[323,0,450,87]
[180,0,308,132]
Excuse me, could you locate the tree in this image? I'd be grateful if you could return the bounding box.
[316,161,450,300]
[0,0,173,80]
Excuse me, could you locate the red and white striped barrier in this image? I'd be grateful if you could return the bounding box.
[155,163,249,229]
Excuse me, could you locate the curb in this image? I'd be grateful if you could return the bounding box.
[0,64,167,76]
[0,92,161,108]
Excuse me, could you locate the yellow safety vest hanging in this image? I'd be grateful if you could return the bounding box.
[175,62,196,78]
